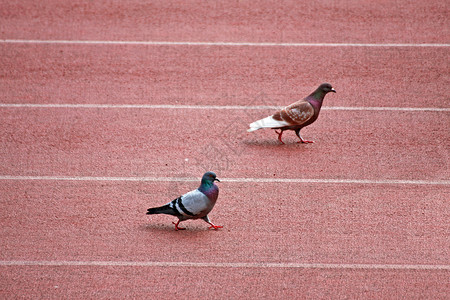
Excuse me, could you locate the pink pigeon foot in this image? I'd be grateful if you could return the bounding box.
[172,221,186,231]
[274,130,285,144]
[297,139,315,144]
[207,222,223,230]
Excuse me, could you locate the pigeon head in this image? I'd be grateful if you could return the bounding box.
[318,83,336,94]
[201,171,220,186]
[309,83,336,101]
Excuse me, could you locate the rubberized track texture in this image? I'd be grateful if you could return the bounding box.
[1,0,449,299]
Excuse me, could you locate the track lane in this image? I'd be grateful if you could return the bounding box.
[1,44,448,108]
[1,265,449,299]
[1,0,449,43]
[0,108,448,180]
[1,181,448,265]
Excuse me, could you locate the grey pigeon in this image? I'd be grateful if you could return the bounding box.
[146,171,222,230]
[247,83,336,144]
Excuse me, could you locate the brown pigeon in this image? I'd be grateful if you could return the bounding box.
[247,83,336,144]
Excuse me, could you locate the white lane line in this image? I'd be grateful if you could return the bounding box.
[0,103,448,112]
[1,39,449,47]
[1,176,448,185]
[0,260,449,270]
[224,178,450,185]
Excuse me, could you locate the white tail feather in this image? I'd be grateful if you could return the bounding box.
[247,116,289,132]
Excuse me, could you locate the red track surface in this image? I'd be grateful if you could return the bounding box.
[1,181,448,263]
[1,0,449,43]
[0,109,448,181]
[1,45,449,108]
[1,1,449,299]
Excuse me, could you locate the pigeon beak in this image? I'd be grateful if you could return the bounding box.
[214,178,221,182]
[331,88,336,93]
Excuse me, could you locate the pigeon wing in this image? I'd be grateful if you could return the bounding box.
[175,189,213,218]
[248,100,315,131]
[273,100,314,126]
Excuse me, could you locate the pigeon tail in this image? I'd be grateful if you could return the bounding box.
[247,116,289,132]
[146,204,175,215]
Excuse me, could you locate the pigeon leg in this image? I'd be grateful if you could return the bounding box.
[274,130,285,144]
[207,222,223,230]
[202,216,223,230]
[295,129,314,144]
[172,220,186,231]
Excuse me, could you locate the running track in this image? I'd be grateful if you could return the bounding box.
[1,1,449,299]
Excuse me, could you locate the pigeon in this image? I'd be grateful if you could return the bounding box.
[146,171,222,231]
[247,83,336,144]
